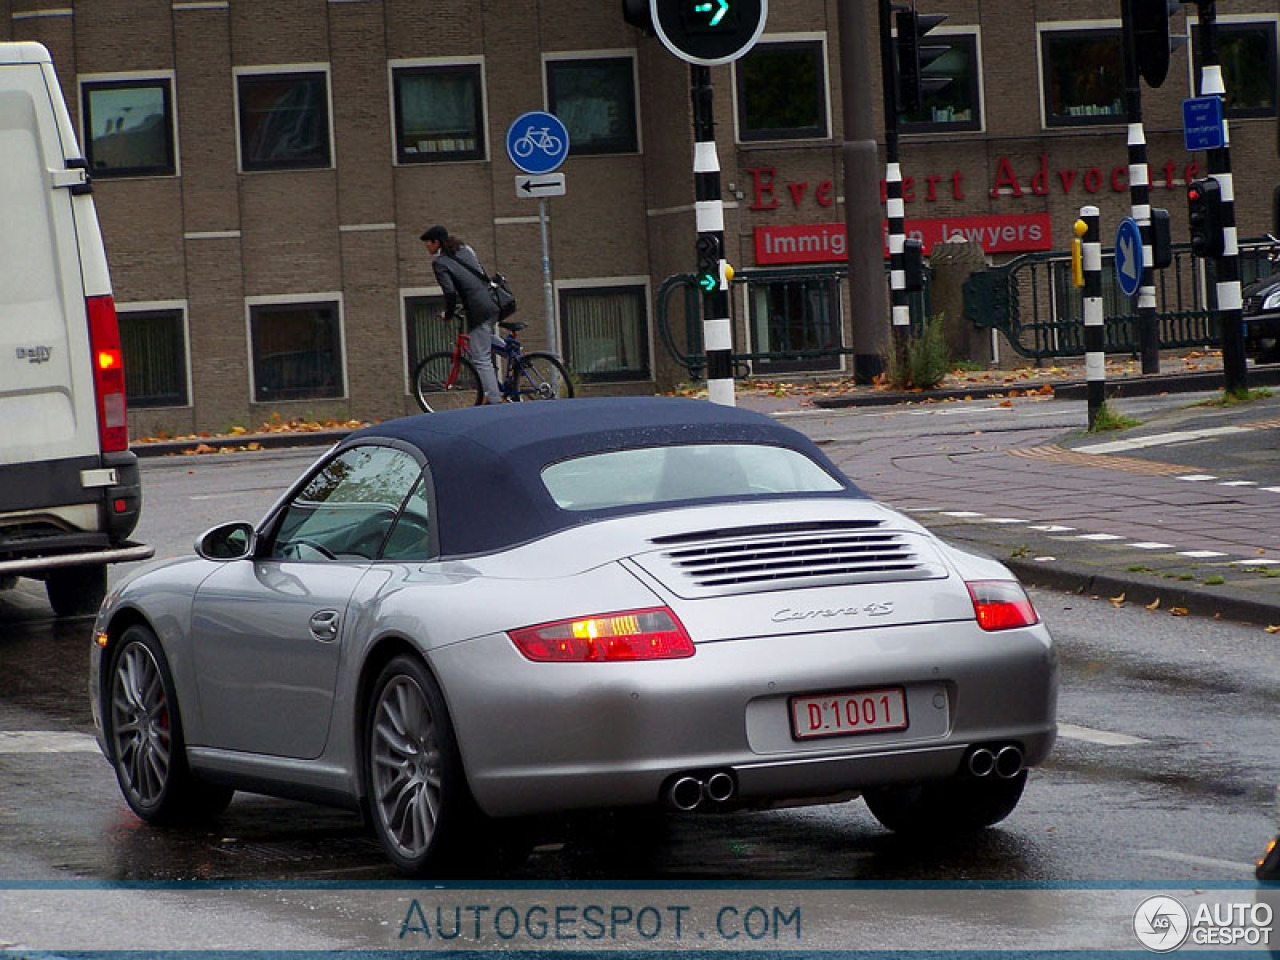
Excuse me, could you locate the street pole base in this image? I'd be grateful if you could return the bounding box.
[853,353,884,385]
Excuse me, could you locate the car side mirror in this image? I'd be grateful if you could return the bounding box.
[195,521,257,561]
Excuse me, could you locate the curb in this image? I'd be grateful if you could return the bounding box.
[1004,555,1280,627]
[812,382,1056,409]
[132,429,354,459]
[1052,364,1280,401]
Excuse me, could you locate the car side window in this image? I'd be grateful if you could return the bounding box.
[270,446,422,561]
[379,475,433,561]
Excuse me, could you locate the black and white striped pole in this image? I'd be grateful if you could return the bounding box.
[1193,1,1248,393]
[692,65,735,407]
[1077,206,1106,429]
[1121,0,1160,374]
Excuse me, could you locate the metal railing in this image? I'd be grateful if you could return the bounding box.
[963,237,1277,362]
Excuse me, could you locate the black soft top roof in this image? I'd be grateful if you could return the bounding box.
[346,397,863,556]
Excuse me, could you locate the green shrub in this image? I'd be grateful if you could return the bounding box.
[885,314,950,390]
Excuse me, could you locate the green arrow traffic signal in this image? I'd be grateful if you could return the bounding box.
[699,272,717,292]
[693,0,730,27]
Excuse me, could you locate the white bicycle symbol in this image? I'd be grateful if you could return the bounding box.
[513,126,564,159]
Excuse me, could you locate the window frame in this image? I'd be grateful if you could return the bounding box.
[245,293,347,404]
[1189,16,1279,119]
[897,28,985,135]
[745,275,844,375]
[555,279,652,383]
[115,300,191,408]
[233,64,335,173]
[732,33,832,143]
[390,57,489,164]
[1038,22,1128,129]
[543,51,641,156]
[79,72,179,178]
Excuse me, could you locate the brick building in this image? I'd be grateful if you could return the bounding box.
[4,0,1277,433]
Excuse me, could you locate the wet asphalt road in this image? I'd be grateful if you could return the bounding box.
[1,399,1276,893]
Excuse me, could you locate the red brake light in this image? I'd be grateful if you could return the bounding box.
[967,580,1039,631]
[86,295,129,453]
[510,607,695,662]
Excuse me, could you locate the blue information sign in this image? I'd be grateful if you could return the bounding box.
[1114,217,1143,298]
[506,112,570,175]
[1182,96,1225,152]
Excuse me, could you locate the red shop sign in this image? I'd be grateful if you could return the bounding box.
[755,213,1054,265]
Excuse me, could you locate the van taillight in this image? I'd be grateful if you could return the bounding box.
[86,295,128,452]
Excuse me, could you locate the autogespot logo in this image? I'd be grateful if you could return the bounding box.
[1134,896,1191,952]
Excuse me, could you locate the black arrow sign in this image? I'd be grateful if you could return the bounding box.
[520,178,559,193]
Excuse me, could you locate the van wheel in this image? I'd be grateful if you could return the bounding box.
[45,565,108,617]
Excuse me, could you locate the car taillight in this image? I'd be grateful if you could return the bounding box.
[86,295,128,453]
[967,580,1039,631]
[509,607,695,662]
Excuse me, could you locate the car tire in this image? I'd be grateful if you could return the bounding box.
[45,565,108,617]
[365,654,475,874]
[863,770,1027,836]
[106,624,234,823]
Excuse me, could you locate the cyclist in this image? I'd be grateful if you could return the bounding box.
[420,224,504,405]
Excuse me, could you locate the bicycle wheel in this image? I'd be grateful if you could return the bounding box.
[509,352,574,401]
[413,352,483,412]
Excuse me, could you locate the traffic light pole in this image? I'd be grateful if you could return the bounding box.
[691,65,735,406]
[878,0,909,363]
[1192,1,1247,394]
[1120,0,1160,375]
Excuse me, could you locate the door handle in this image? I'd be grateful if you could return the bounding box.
[309,609,340,642]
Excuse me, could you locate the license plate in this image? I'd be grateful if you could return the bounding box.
[789,687,908,741]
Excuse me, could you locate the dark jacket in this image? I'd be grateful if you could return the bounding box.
[432,244,498,327]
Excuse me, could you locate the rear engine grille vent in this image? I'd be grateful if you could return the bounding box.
[637,524,947,597]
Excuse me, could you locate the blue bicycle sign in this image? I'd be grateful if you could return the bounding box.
[506,111,569,175]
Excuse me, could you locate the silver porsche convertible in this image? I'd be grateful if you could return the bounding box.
[90,397,1057,873]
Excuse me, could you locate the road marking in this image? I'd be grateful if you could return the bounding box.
[1139,849,1256,876]
[1177,550,1228,558]
[1070,533,1125,541]
[1030,524,1075,532]
[1217,480,1257,487]
[1231,558,1280,566]
[1128,541,1174,549]
[985,517,1028,524]
[1177,474,1218,481]
[940,511,983,518]
[1075,426,1250,455]
[1057,723,1148,746]
[0,731,99,754]
[1263,487,1280,494]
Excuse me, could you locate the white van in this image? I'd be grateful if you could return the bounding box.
[0,42,152,616]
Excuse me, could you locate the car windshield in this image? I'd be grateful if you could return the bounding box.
[541,443,845,511]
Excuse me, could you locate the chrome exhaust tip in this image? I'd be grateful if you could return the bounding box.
[994,745,1024,779]
[703,771,735,804]
[967,747,996,778]
[668,776,703,811]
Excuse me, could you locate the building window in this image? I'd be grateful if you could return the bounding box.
[736,39,829,141]
[899,33,982,133]
[1041,29,1126,126]
[546,56,638,155]
[81,77,176,177]
[119,308,187,407]
[559,286,649,381]
[1192,21,1278,117]
[404,294,450,382]
[237,70,331,171]
[250,301,343,402]
[748,277,841,374]
[393,63,485,162]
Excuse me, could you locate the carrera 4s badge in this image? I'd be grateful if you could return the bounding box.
[772,602,895,624]
[16,345,53,364]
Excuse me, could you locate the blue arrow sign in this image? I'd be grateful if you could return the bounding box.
[1114,217,1142,298]
[1182,96,1225,152]
[506,111,570,175]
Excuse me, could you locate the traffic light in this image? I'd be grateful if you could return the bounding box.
[1131,0,1183,89]
[1151,208,1172,270]
[895,7,949,115]
[902,239,925,293]
[1187,178,1225,259]
[650,0,768,66]
[696,234,722,293]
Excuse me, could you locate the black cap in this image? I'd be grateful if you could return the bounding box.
[420,225,448,244]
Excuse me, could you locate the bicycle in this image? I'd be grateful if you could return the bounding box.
[512,126,564,160]
[413,318,574,412]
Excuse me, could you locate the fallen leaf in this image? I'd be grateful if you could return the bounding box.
[1110,593,1126,607]
[1266,625,1280,634]
[1146,598,1161,611]
[1171,607,1188,617]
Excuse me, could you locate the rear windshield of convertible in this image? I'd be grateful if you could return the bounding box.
[541,443,845,511]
